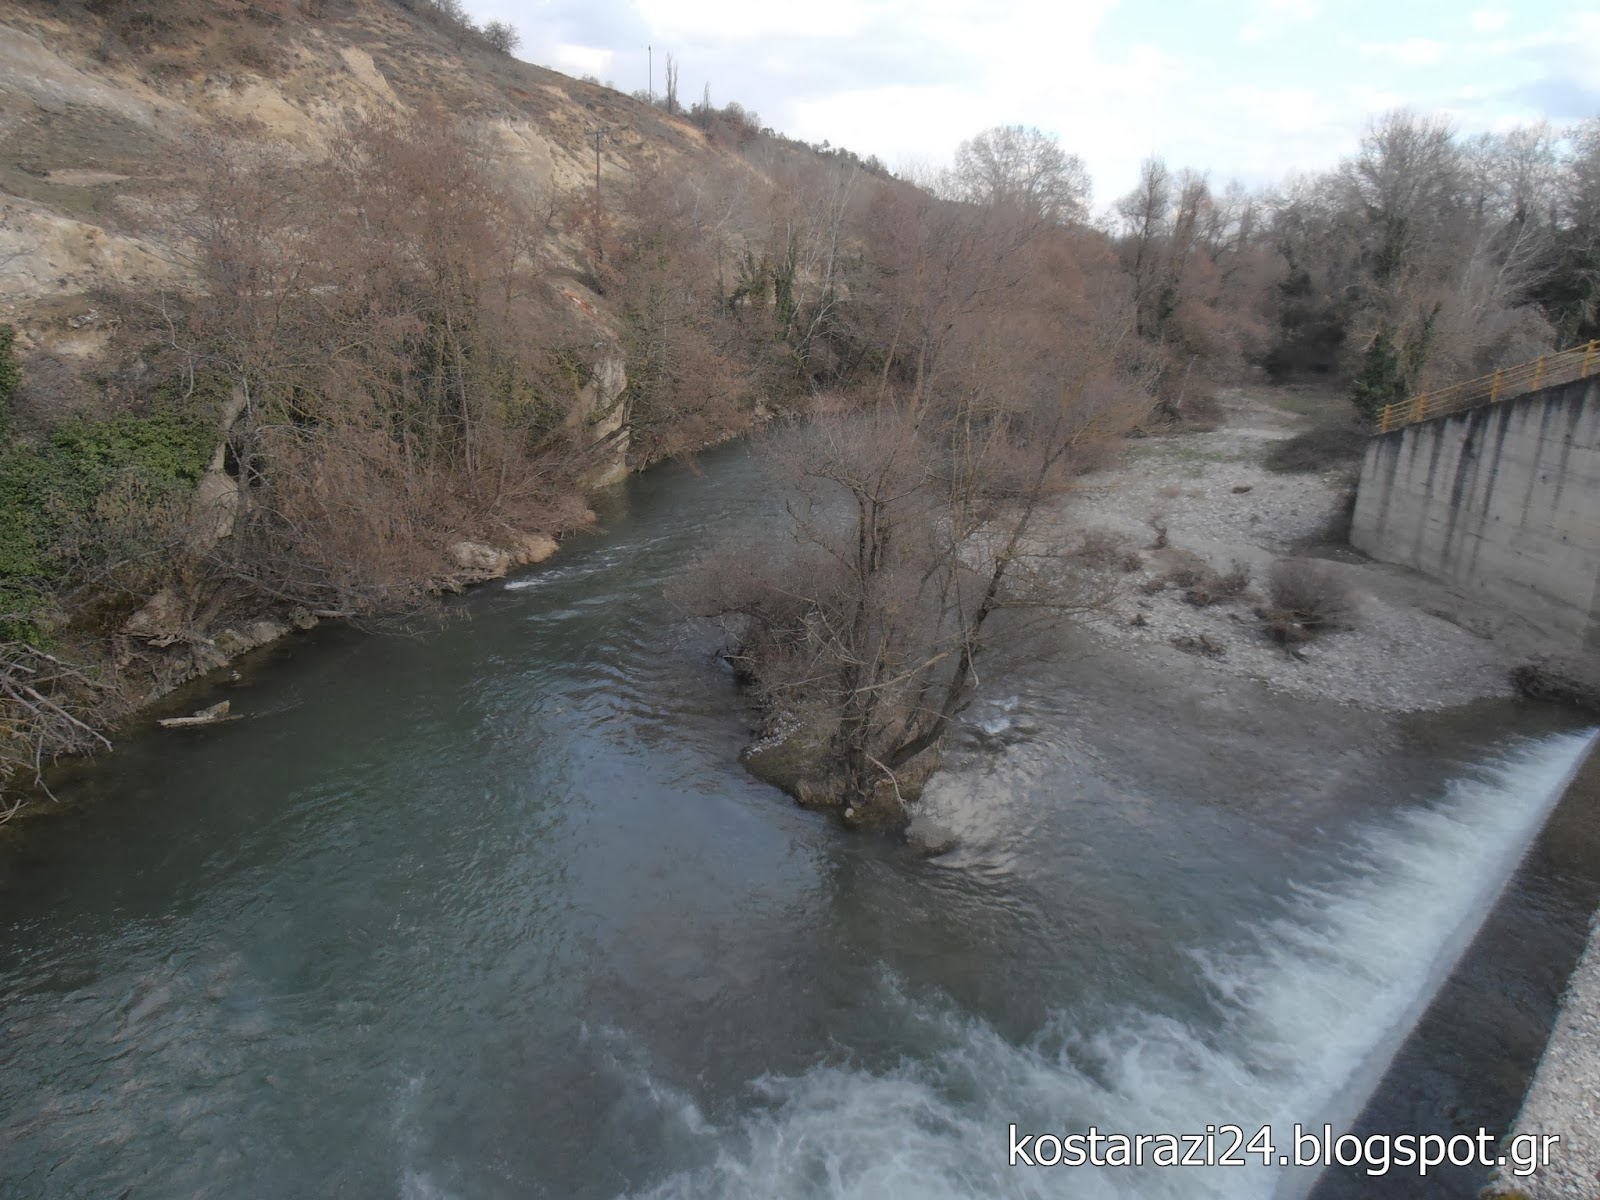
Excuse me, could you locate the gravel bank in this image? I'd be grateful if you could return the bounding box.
[1065,386,1527,713]
[1490,913,1600,1198]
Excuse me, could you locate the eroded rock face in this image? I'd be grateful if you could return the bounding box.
[191,469,240,548]
[448,540,511,577]
[574,350,631,490]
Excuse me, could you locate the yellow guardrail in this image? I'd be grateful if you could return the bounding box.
[1377,341,1600,433]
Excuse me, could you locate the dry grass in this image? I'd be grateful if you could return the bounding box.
[1263,558,1355,642]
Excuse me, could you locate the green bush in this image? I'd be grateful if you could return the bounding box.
[0,401,215,639]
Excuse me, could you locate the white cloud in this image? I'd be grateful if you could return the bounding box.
[1359,38,1449,67]
[464,0,1595,207]
[1239,0,1320,43]
[633,0,868,41]
[550,42,614,76]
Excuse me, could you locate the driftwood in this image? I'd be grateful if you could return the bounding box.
[157,700,237,728]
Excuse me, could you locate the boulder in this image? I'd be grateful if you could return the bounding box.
[190,469,240,548]
[448,540,510,577]
[123,587,185,639]
[505,532,558,567]
[212,620,288,658]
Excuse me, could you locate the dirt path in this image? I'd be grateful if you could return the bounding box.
[1065,385,1531,712]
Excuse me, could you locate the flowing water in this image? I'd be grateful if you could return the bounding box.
[1,444,1594,1199]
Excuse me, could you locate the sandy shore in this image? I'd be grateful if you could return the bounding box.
[1066,385,1538,713]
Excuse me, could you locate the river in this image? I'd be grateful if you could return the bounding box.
[1,443,1595,1199]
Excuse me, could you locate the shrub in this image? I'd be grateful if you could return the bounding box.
[1074,528,1130,571]
[0,326,18,426]
[1183,559,1251,607]
[1159,549,1208,590]
[482,19,519,53]
[0,400,215,638]
[1265,423,1368,473]
[1264,558,1355,641]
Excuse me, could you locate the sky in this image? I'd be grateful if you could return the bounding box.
[461,0,1600,204]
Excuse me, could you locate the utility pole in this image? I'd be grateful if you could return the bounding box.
[648,45,652,103]
[588,126,608,269]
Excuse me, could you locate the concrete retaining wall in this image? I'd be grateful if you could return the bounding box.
[1351,377,1600,646]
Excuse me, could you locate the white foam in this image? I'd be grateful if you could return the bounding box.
[629,730,1597,1200]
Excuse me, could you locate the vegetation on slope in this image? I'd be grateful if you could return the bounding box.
[0,0,1597,818]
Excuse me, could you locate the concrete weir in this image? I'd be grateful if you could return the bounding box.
[1351,376,1600,647]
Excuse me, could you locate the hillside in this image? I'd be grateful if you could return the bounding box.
[0,0,909,809]
[0,0,765,329]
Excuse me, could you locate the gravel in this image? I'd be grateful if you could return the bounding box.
[1063,388,1521,713]
[1490,916,1600,1198]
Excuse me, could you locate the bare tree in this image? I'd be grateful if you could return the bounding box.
[682,188,1144,826]
[664,53,679,115]
[1117,156,1173,339]
[949,124,1091,225]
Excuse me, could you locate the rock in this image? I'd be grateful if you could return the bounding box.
[123,587,185,639]
[289,605,318,631]
[212,619,288,658]
[247,618,288,646]
[1232,484,1253,494]
[573,350,631,490]
[448,540,510,577]
[581,459,630,490]
[905,816,959,858]
[190,469,239,549]
[504,532,558,567]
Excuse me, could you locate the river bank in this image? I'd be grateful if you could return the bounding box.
[1485,733,1600,1200]
[1066,384,1538,712]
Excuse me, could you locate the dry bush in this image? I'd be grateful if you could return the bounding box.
[0,639,114,820]
[1159,549,1208,589]
[1264,558,1355,641]
[1182,559,1251,606]
[1265,423,1368,473]
[1074,528,1131,571]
